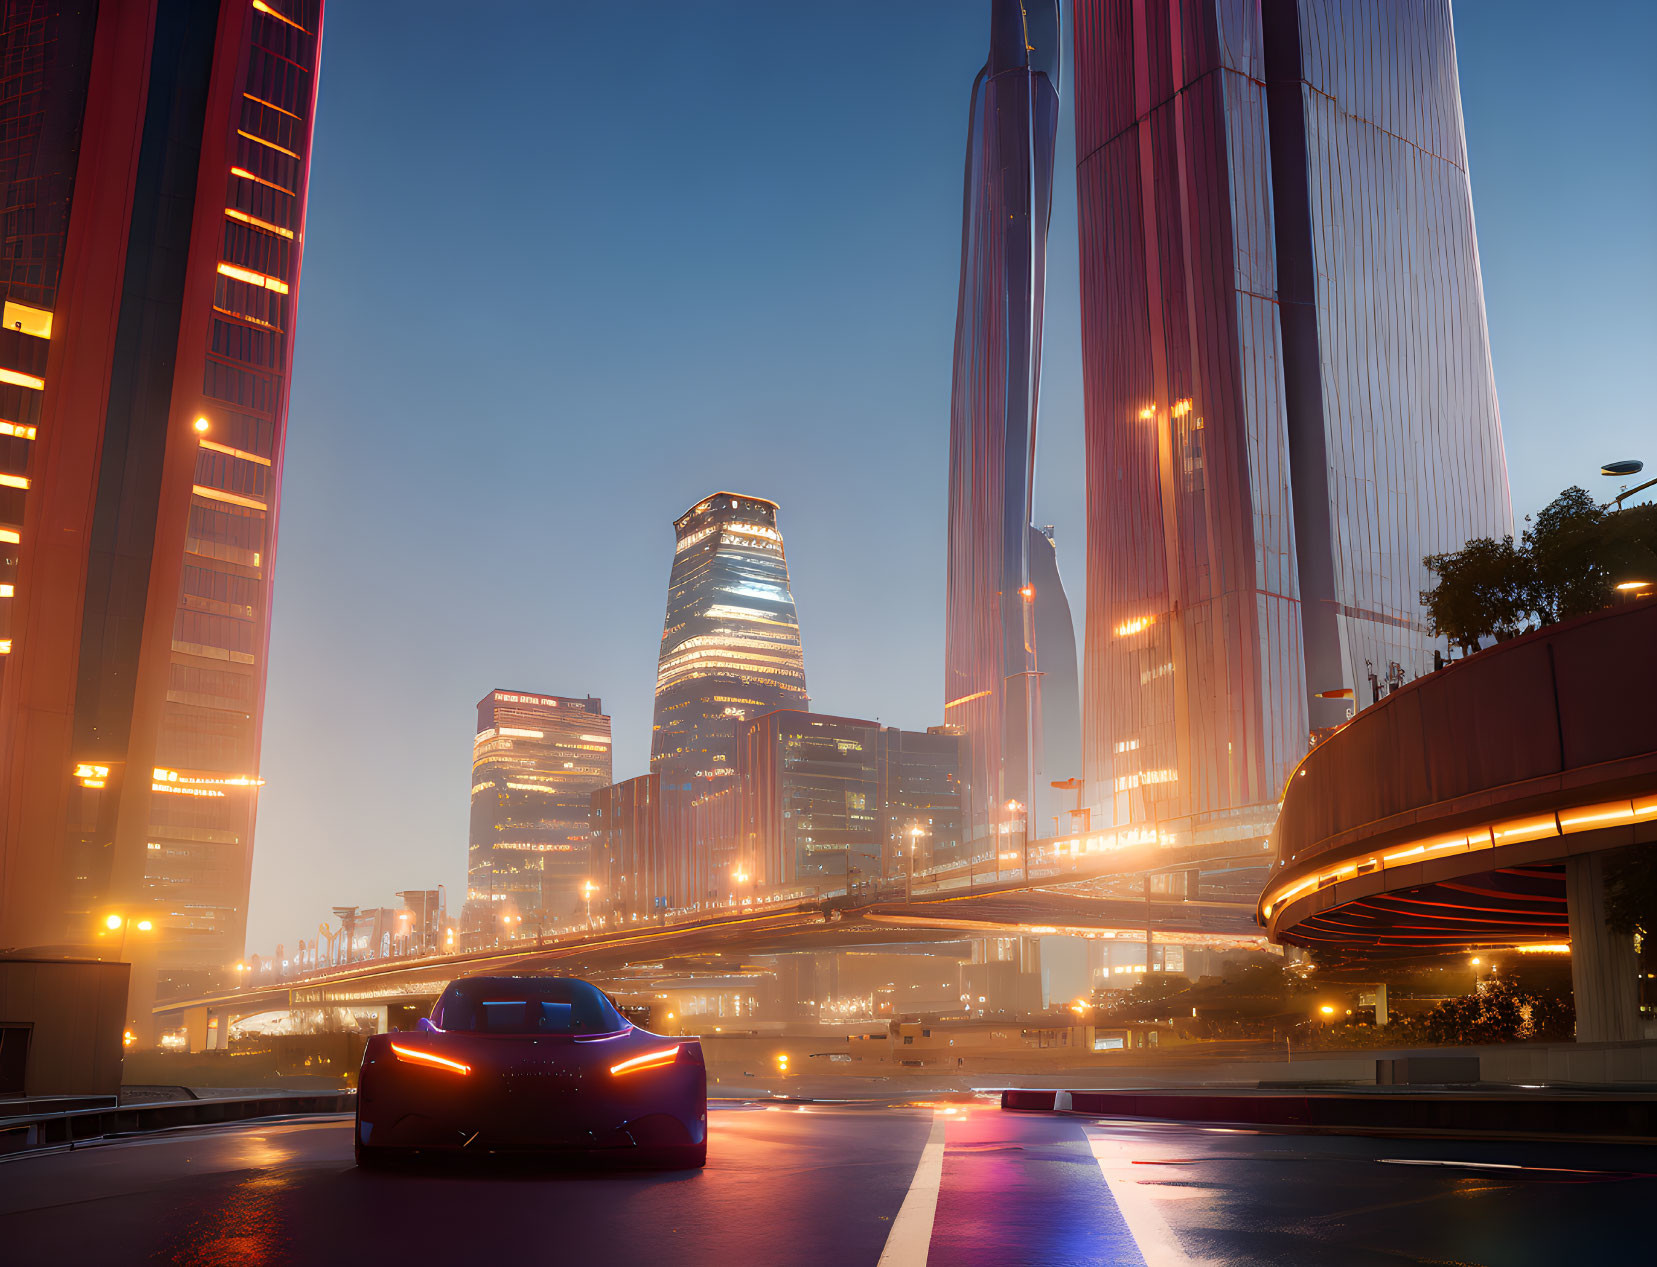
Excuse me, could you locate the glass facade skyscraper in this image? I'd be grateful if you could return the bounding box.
[943,0,1079,847]
[651,492,808,788]
[1072,0,1511,859]
[469,691,612,922]
[0,0,324,990]
[733,711,965,896]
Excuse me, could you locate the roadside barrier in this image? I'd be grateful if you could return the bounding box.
[1000,1086,1657,1142]
[0,1091,354,1157]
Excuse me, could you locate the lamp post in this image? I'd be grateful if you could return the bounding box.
[1601,458,1652,511]
[906,824,923,904]
[1005,799,1027,883]
[583,880,596,927]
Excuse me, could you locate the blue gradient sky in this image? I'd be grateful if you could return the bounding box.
[246,1,1656,950]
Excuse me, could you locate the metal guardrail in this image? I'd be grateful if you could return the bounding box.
[0,1090,354,1157]
[1003,1085,1657,1141]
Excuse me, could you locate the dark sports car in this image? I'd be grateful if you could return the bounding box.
[355,974,706,1168]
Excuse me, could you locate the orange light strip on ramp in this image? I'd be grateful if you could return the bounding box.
[610,1045,681,1076]
[389,1043,470,1074]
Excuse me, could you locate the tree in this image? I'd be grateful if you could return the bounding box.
[1524,486,1610,622]
[1601,501,1657,593]
[1422,486,1655,656]
[1421,535,1531,655]
[1605,847,1657,941]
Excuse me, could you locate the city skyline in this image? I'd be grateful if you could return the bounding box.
[243,1,1654,950]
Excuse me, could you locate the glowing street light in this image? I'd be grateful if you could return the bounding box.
[1005,799,1028,882]
[905,824,923,904]
[192,416,210,434]
[103,911,154,960]
[1601,457,1654,511]
[583,880,597,926]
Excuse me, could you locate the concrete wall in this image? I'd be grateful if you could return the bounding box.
[0,958,130,1097]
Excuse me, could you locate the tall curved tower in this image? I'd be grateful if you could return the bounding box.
[1071,0,1511,866]
[651,493,808,791]
[943,0,1069,847]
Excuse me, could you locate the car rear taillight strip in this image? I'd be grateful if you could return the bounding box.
[610,1045,681,1076]
[390,1043,471,1075]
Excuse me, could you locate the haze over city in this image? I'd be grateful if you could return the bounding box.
[3,2,1656,1259]
[250,0,1656,948]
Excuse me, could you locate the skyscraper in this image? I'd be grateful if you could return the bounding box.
[1072,0,1511,857]
[651,492,808,788]
[737,710,882,895]
[469,691,612,923]
[943,0,1079,849]
[0,0,324,988]
[732,710,965,897]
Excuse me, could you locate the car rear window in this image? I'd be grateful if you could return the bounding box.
[433,978,626,1036]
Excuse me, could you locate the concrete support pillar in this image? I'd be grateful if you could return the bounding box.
[1567,852,1640,1042]
[181,1006,208,1054]
[1359,982,1389,1027]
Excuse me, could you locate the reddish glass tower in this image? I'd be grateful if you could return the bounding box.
[0,0,324,996]
[1072,0,1510,864]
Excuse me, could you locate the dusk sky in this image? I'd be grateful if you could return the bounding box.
[246,1,1656,950]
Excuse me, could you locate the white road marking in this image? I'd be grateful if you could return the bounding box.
[1085,1127,1203,1266]
[877,1110,948,1266]
[1377,1159,1523,1170]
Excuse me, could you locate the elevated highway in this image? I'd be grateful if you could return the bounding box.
[155,874,1264,1042]
[1260,598,1657,1039]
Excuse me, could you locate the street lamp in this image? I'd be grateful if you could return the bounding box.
[103,912,154,961]
[1601,458,1653,511]
[905,824,923,904]
[583,880,596,926]
[1005,799,1027,882]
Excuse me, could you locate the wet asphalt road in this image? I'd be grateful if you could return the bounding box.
[1,1100,1651,1265]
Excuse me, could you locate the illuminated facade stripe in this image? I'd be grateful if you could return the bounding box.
[224,207,294,239]
[230,165,293,195]
[199,438,272,465]
[1071,0,1511,863]
[192,484,266,510]
[0,367,46,390]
